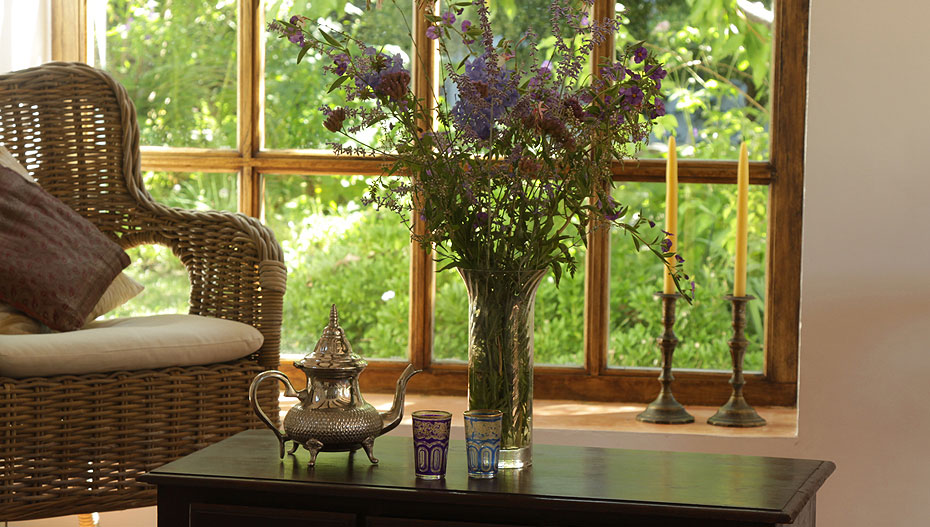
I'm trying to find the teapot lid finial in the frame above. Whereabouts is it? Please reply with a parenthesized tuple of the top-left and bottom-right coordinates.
(295, 304, 367, 372)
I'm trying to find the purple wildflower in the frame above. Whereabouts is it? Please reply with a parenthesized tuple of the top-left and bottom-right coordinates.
(675, 254, 684, 263)
(661, 238, 673, 252)
(598, 195, 622, 221)
(599, 62, 626, 83)
(288, 31, 305, 46)
(426, 25, 440, 39)
(442, 11, 456, 25)
(634, 46, 648, 64)
(474, 210, 489, 228)
(333, 53, 349, 75)
(648, 65, 667, 81)
(451, 54, 518, 140)
(461, 20, 471, 32)
(353, 52, 410, 102)
(648, 219, 656, 228)
(623, 86, 644, 107)
(651, 99, 666, 118)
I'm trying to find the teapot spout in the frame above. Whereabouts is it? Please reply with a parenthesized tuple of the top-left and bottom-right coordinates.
(380, 364, 421, 435)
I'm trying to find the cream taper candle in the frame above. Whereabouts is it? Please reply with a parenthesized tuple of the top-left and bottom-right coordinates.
(733, 142, 749, 297)
(663, 136, 678, 294)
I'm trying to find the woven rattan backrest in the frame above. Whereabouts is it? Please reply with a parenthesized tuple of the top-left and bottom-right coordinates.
(0, 62, 146, 241)
(0, 63, 286, 368)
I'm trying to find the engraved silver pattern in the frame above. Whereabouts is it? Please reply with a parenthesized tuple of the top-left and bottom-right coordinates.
(249, 305, 420, 466)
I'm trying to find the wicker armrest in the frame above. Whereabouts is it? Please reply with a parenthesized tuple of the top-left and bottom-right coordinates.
(123, 203, 287, 369)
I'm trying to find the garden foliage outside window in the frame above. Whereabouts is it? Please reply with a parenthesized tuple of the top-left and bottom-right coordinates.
(67, 0, 805, 405)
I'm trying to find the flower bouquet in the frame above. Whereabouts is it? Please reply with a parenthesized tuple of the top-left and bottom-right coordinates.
(270, 0, 688, 467)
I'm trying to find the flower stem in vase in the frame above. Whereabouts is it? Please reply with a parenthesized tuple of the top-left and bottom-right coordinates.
(460, 268, 545, 469)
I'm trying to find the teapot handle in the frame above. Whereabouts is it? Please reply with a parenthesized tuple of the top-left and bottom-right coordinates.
(249, 370, 299, 458)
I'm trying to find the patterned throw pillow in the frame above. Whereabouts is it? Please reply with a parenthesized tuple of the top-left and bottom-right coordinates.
(0, 145, 144, 333)
(0, 164, 130, 331)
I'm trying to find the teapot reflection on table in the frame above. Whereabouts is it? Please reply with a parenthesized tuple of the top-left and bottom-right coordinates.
(249, 304, 420, 466)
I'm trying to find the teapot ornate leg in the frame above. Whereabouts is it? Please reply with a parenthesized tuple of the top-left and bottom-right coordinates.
(361, 435, 379, 464)
(276, 435, 292, 459)
(304, 438, 325, 467)
(287, 441, 300, 455)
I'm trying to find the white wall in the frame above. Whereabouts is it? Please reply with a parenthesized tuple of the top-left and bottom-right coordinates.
(539, 0, 930, 525)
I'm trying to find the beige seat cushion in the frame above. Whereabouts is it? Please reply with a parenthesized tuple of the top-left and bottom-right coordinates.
(0, 314, 264, 378)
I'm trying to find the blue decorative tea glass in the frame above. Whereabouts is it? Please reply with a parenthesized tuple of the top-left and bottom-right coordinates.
(464, 409, 502, 478)
(412, 410, 452, 479)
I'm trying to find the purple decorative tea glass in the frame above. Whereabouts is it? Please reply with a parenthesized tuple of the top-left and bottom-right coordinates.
(412, 410, 452, 479)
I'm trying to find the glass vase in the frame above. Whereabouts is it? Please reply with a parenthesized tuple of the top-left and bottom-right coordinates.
(457, 268, 546, 469)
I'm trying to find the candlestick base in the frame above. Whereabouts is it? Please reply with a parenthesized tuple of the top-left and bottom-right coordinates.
(636, 292, 694, 425)
(707, 393, 766, 427)
(637, 391, 694, 424)
(708, 294, 766, 428)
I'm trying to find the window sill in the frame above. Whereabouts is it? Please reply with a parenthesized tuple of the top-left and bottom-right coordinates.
(280, 393, 797, 439)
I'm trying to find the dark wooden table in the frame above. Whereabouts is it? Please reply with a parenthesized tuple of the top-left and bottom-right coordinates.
(140, 429, 833, 527)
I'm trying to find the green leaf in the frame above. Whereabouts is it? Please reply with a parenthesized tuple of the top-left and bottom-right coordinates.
(320, 30, 340, 48)
(327, 75, 349, 93)
(551, 260, 562, 285)
(296, 44, 310, 64)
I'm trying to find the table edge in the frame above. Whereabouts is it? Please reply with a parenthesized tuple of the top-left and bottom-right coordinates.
(139, 471, 794, 523)
(782, 459, 837, 518)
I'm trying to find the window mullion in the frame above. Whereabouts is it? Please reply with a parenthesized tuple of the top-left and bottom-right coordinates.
(51, 0, 87, 62)
(409, 0, 439, 370)
(583, 0, 616, 376)
(238, 0, 262, 217)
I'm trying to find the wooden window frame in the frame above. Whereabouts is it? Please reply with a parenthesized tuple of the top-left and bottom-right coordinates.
(54, 0, 809, 406)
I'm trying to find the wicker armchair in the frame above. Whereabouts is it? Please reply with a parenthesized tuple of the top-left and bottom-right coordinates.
(0, 62, 286, 521)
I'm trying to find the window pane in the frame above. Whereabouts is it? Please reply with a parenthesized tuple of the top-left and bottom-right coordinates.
(433, 251, 586, 367)
(608, 182, 766, 371)
(89, 0, 238, 148)
(143, 171, 238, 212)
(536, 257, 585, 366)
(264, 174, 410, 359)
(264, 0, 413, 150)
(617, 1, 774, 160)
(106, 171, 238, 318)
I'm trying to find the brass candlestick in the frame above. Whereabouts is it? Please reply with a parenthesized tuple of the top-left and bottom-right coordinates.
(636, 292, 694, 424)
(708, 295, 766, 427)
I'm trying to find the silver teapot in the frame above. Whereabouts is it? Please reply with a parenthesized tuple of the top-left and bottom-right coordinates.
(249, 304, 420, 466)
